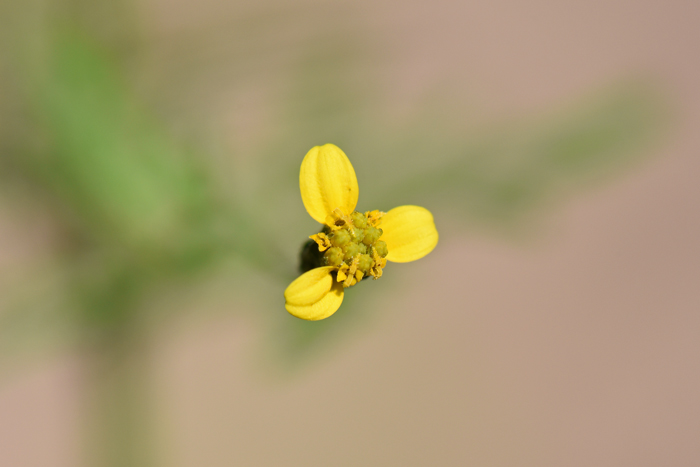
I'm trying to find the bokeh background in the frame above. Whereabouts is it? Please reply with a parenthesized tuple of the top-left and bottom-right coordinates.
(0, 0, 698, 465)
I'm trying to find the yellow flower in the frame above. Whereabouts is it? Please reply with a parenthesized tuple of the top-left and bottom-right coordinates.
(284, 144, 439, 321)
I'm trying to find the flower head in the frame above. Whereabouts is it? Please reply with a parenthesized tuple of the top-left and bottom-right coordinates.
(284, 144, 438, 320)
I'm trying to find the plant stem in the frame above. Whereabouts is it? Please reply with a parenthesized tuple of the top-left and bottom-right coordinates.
(83, 329, 154, 467)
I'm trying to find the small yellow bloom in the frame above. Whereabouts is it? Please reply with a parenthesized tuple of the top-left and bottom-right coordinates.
(284, 144, 439, 321)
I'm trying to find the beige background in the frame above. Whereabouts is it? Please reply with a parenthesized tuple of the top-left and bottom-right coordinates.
(1, 0, 699, 465)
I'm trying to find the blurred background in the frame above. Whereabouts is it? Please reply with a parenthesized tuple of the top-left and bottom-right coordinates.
(0, 0, 698, 465)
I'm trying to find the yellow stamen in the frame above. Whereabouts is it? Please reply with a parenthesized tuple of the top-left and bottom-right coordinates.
(364, 210, 385, 227)
(325, 208, 353, 231)
(344, 257, 360, 288)
(369, 249, 387, 279)
(309, 232, 332, 251)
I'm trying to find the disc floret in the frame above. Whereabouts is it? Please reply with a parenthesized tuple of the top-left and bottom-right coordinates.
(310, 209, 388, 287)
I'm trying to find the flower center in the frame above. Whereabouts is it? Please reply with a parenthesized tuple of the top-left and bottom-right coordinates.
(309, 209, 388, 287)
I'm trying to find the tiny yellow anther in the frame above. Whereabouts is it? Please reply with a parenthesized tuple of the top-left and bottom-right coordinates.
(364, 210, 385, 227)
(369, 248, 387, 279)
(344, 257, 360, 288)
(309, 232, 332, 251)
(325, 208, 353, 231)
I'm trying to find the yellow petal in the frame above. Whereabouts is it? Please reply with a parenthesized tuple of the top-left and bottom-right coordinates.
(381, 205, 438, 263)
(284, 266, 344, 320)
(300, 144, 359, 225)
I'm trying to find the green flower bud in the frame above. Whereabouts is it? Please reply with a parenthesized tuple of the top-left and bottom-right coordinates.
(343, 243, 361, 261)
(373, 240, 388, 258)
(351, 212, 368, 229)
(324, 247, 344, 267)
(350, 227, 365, 243)
(331, 229, 351, 247)
(362, 226, 382, 246)
(357, 253, 372, 273)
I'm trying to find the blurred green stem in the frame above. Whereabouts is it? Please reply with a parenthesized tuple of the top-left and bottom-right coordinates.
(84, 329, 154, 467)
